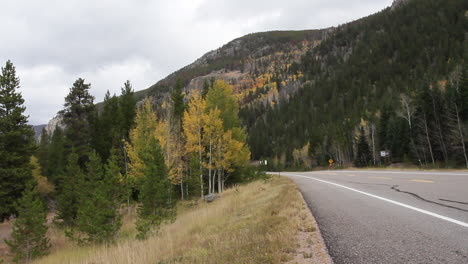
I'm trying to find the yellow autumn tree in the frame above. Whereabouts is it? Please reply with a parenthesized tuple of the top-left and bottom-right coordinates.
(205, 80, 251, 193)
(156, 101, 186, 198)
(292, 142, 311, 169)
(213, 130, 249, 192)
(202, 108, 224, 194)
(30, 156, 54, 198)
(183, 90, 206, 198)
(125, 98, 158, 180)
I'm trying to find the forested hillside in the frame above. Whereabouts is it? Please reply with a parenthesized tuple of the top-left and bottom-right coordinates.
(246, 0, 468, 168)
(42, 0, 466, 171)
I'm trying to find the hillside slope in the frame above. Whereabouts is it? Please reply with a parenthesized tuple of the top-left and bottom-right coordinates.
(141, 30, 331, 104)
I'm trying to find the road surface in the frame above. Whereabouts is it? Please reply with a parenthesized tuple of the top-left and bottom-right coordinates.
(280, 170, 468, 264)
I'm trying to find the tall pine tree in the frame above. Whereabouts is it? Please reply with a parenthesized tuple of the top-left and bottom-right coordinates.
(55, 152, 83, 227)
(120, 80, 136, 140)
(60, 78, 95, 167)
(0, 60, 35, 221)
(171, 79, 186, 120)
(72, 151, 123, 244)
(46, 126, 66, 186)
(136, 137, 175, 239)
(354, 127, 372, 167)
(36, 128, 50, 176)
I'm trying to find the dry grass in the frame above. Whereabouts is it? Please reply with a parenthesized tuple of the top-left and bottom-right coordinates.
(29, 176, 327, 264)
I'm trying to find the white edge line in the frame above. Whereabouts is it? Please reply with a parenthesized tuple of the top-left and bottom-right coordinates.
(285, 173, 468, 229)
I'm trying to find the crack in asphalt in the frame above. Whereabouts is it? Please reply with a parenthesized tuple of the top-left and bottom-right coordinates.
(390, 185, 468, 213)
(330, 180, 468, 213)
(344, 181, 394, 187)
(439, 198, 468, 205)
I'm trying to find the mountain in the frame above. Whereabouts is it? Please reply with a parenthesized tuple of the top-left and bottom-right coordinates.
(46, 29, 331, 137)
(45, 0, 467, 168)
(138, 29, 332, 104)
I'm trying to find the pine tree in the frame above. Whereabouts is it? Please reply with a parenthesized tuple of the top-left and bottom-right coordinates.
(0, 60, 36, 221)
(171, 79, 186, 121)
(354, 127, 372, 167)
(55, 152, 83, 226)
(95, 91, 122, 162)
(60, 78, 95, 167)
(136, 137, 175, 239)
(459, 66, 468, 120)
(202, 79, 210, 99)
(83, 151, 104, 191)
(378, 106, 392, 151)
(36, 128, 50, 176)
(120, 80, 136, 140)
(5, 182, 50, 263)
(74, 150, 123, 244)
(47, 126, 66, 186)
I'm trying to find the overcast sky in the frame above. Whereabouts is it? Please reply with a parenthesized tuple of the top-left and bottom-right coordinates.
(0, 0, 393, 125)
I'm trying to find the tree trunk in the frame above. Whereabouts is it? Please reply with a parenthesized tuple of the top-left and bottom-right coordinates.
(185, 166, 189, 198)
(212, 169, 217, 194)
(122, 141, 131, 212)
(431, 94, 449, 165)
(455, 104, 468, 168)
(208, 140, 212, 195)
(423, 112, 435, 166)
(371, 124, 376, 165)
(198, 127, 204, 199)
(218, 169, 222, 193)
(410, 137, 423, 167)
(180, 180, 184, 200)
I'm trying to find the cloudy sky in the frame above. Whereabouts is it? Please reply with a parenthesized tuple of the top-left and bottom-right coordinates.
(0, 0, 393, 125)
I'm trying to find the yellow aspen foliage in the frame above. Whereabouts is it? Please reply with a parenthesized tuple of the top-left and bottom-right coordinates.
(156, 103, 185, 185)
(201, 108, 223, 171)
(183, 90, 206, 156)
(30, 156, 54, 197)
(215, 130, 249, 173)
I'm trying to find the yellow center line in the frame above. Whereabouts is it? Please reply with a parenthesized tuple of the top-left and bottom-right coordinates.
(347, 174, 356, 177)
(314, 172, 337, 175)
(410, 179, 434, 183)
(369, 176, 392, 179)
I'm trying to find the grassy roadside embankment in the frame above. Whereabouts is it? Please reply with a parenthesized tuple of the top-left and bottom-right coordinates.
(26, 176, 331, 264)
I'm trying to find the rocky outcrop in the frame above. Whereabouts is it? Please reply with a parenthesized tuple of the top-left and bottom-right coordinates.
(32, 124, 46, 141)
(45, 114, 65, 136)
(33, 114, 64, 141)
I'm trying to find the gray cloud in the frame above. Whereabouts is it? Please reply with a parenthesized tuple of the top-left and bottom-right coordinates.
(0, 0, 392, 125)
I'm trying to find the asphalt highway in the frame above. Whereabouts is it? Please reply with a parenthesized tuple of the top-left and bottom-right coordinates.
(281, 170, 468, 264)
